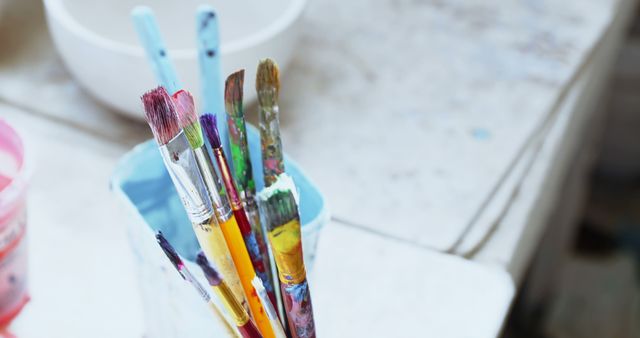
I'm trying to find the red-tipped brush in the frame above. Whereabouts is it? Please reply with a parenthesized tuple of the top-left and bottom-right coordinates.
(142, 86, 180, 145)
(173, 90, 205, 149)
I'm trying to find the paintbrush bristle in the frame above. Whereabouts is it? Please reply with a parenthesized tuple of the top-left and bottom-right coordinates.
(195, 252, 222, 286)
(156, 231, 183, 270)
(142, 87, 180, 145)
(256, 58, 280, 105)
(224, 70, 244, 116)
(258, 189, 299, 232)
(200, 113, 221, 149)
(173, 90, 204, 148)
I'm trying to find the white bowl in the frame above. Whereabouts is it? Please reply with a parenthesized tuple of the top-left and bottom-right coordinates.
(43, 0, 305, 119)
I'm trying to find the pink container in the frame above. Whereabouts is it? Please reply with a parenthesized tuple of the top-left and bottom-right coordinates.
(0, 119, 29, 325)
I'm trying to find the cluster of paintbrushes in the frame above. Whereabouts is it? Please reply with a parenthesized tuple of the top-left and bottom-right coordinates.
(131, 5, 315, 338)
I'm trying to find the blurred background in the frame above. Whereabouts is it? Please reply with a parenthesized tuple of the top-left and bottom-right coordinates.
(0, 0, 638, 337)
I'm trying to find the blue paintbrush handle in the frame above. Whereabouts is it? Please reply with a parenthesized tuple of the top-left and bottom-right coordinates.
(132, 6, 182, 94)
(196, 5, 231, 157)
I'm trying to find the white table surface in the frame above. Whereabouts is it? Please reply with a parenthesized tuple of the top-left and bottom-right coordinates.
(468, 0, 637, 281)
(277, 0, 620, 252)
(311, 224, 514, 338)
(0, 0, 634, 336)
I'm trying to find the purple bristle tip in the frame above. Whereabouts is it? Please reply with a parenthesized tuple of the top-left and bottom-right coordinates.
(195, 252, 222, 286)
(156, 231, 183, 270)
(200, 113, 221, 148)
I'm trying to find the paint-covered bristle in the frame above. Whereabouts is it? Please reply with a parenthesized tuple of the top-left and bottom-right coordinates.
(173, 90, 204, 148)
(256, 58, 280, 106)
(257, 174, 299, 203)
(258, 174, 299, 231)
(196, 252, 223, 286)
(224, 70, 244, 117)
(258, 189, 299, 232)
(200, 113, 221, 148)
(156, 231, 183, 270)
(142, 87, 180, 145)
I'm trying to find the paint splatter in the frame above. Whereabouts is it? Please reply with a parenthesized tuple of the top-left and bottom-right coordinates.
(259, 108, 285, 186)
(282, 281, 315, 338)
(471, 127, 491, 140)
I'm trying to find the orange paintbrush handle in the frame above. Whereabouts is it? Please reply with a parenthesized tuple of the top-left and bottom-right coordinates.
(219, 215, 275, 338)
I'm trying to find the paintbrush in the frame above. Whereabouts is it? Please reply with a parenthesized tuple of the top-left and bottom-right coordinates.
(195, 5, 231, 157)
(141, 87, 247, 324)
(196, 252, 263, 338)
(132, 6, 181, 94)
(256, 60, 287, 321)
(258, 174, 316, 338)
(193, 10, 274, 311)
(173, 89, 248, 311)
(141, 87, 210, 221)
(256, 59, 285, 187)
(200, 113, 276, 338)
(155, 232, 237, 337)
(225, 70, 277, 307)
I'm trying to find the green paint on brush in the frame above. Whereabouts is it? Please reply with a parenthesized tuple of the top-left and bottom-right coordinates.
(184, 121, 204, 149)
(173, 90, 204, 149)
(224, 69, 256, 197)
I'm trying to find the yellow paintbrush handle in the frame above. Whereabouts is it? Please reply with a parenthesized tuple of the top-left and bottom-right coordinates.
(219, 215, 275, 338)
(193, 218, 248, 312)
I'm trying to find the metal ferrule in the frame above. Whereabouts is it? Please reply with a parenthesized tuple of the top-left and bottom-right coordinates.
(160, 132, 213, 224)
(193, 146, 233, 222)
(274, 251, 306, 285)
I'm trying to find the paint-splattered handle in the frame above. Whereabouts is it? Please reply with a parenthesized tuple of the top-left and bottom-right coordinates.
(227, 114, 256, 197)
(259, 106, 285, 187)
(281, 280, 316, 338)
(196, 6, 224, 115)
(234, 209, 277, 308)
(131, 6, 182, 94)
(196, 6, 231, 158)
(245, 201, 277, 308)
